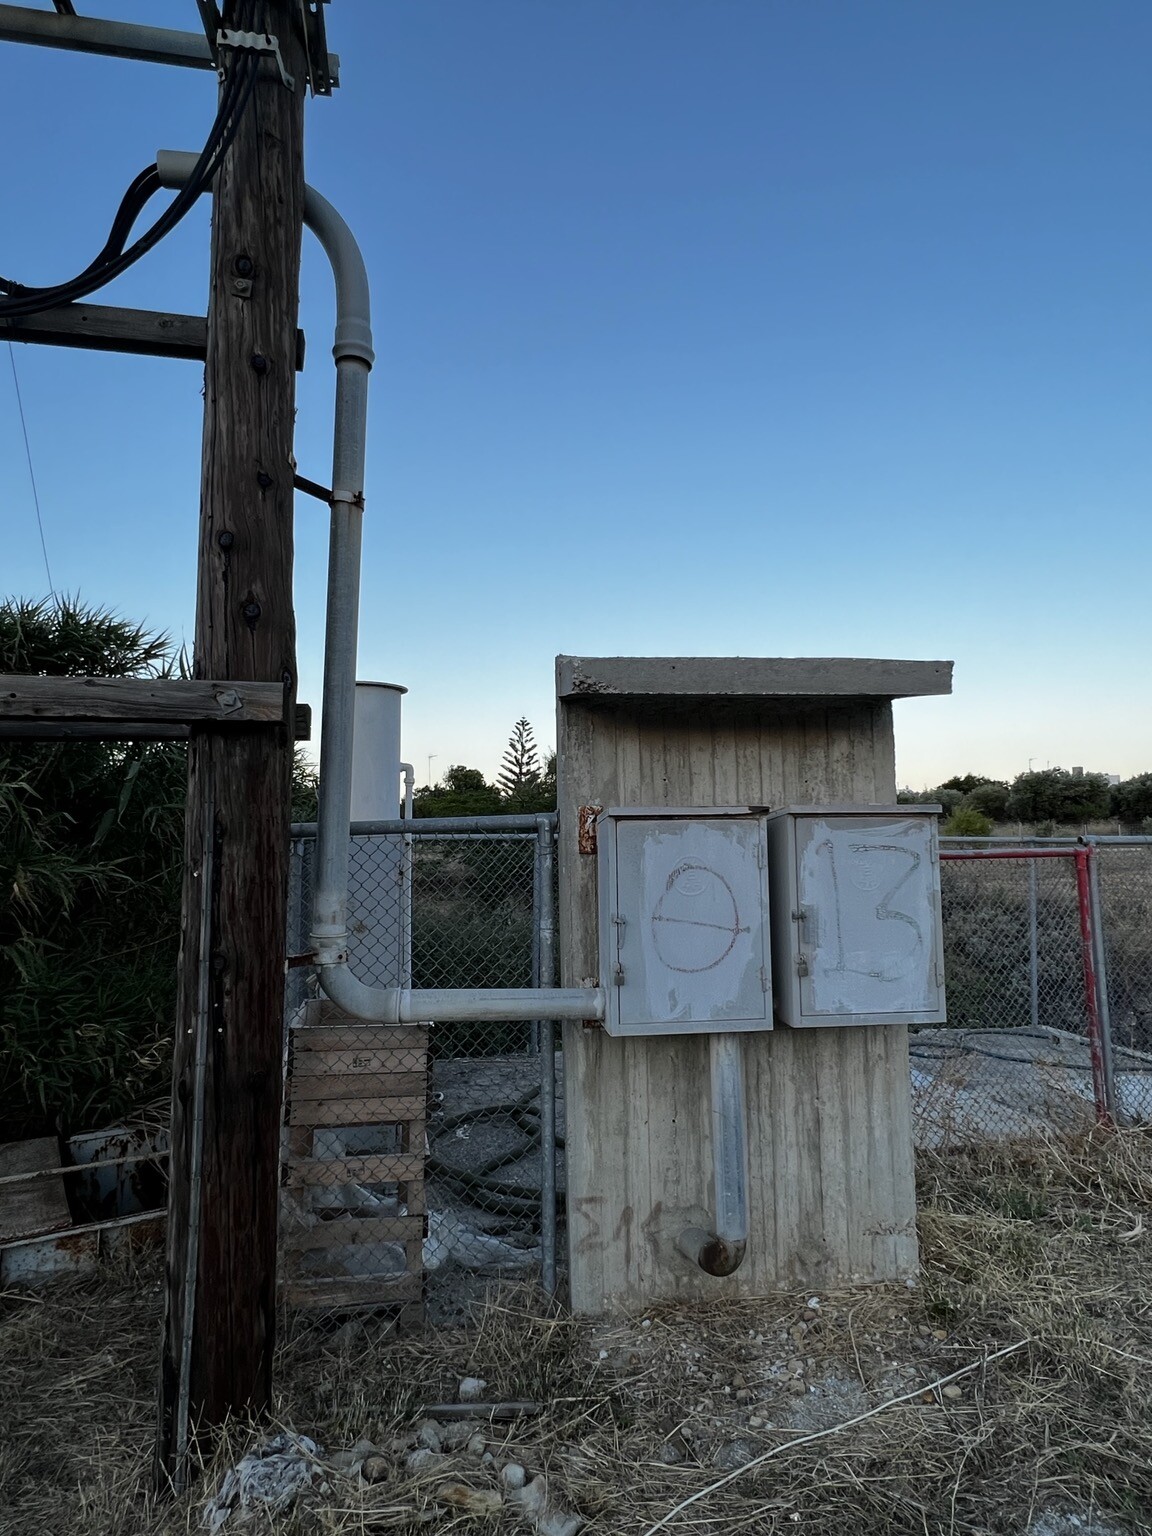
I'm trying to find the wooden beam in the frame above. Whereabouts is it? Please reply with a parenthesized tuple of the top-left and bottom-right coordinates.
(0, 675, 286, 725)
(0, 302, 305, 369)
(0, 701, 310, 742)
(157, 0, 307, 1482)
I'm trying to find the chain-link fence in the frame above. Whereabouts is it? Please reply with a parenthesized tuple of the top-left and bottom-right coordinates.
(913, 841, 1152, 1148)
(283, 817, 560, 1325)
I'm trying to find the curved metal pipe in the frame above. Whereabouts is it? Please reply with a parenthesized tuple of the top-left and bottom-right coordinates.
(677, 1033, 749, 1276)
(157, 151, 604, 1028)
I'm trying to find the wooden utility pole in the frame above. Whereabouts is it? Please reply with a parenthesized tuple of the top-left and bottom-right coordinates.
(158, 0, 307, 1482)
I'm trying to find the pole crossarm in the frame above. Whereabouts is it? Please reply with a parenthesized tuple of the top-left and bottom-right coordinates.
(0, 676, 294, 728)
(0, 3, 338, 90)
(0, 302, 306, 367)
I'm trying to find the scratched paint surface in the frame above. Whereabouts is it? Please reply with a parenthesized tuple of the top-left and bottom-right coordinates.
(797, 817, 938, 1015)
(613, 819, 768, 1028)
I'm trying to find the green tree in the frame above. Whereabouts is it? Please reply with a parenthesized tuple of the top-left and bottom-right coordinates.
(938, 774, 995, 795)
(1111, 773, 1152, 827)
(1007, 767, 1110, 825)
(0, 597, 185, 1139)
(497, 717, 540, 801)
(941, 806, 994, 837)
(413, 764, 503, 819)
(963, 781, 1011, 821)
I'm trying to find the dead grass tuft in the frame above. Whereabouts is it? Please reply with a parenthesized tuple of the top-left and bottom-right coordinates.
(3, 1129, 1152, 1534)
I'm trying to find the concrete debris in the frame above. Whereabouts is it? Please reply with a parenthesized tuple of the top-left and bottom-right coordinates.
(202, 1433, 326, 1531)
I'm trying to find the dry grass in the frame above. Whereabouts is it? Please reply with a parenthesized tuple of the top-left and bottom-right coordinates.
(4, 1130, 1152, 1535)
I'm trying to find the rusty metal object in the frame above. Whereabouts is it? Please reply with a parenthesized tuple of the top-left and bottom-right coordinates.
(578, 805, 602, 855)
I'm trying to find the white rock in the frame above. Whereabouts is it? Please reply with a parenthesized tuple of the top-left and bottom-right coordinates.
(466, 1433, 487, 1457)
(404, 1448, 440, 1474)
(501, 1462, 527, 1490)
(458, 1376, 488, 1402)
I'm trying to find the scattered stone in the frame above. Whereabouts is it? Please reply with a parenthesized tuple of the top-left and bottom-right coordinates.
(440, 1421, 478, 1450)
(788, 1358, 805, 1375)
(458, 1377, 488, 1402)
(787, 1379, 807, 1396)
(806, 1297, 821, 1310)
(361, 1455, 390, 1484)
(510, 1474, 548, 1517)
(731, 1371, 747, 1389)
(405, 1448, 442, 1474)
(917, 1324, 932, 1337)
(714, 1438, 756, 1470)
(802, 1308, 819, 1322)
(328, 1437, 378, 1474)
(466, 1433, 487, 1457)
(932, 1329, 948, 1341)
(501, 1462, 527, 1490)
(415, 1421, 443, 1453)
(942, 1385, 963, 1401)
(735, 1389, 753, 1403)
(659, 1440, 684, 1465)
(437, 1482, 503, 1516)
(748, 1415, 766, 1428)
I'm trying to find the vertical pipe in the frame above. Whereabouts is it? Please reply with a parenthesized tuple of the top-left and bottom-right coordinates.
(1086, 846, 1118, 1121)
(1074, 848, 1110, 1124)
(537, 815, 558, 1297)
(676, 1033, 749, 1275)
(529, 825, 542, 1056)
(1028, 856, 1039, 1032)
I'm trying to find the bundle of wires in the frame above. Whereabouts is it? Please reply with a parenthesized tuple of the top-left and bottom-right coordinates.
(0, 51, 259, 318)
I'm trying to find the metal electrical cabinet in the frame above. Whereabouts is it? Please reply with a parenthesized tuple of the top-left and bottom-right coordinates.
(597, 807, 773, 1037)
(765, 806, 946, 1028)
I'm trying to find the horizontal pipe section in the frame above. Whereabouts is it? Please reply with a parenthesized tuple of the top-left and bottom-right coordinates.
(290, 813, 556, 838)
(317, 964, 605, 1024)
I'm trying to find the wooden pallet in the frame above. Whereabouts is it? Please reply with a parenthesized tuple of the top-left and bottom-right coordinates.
(282, 1000, 428, 1323)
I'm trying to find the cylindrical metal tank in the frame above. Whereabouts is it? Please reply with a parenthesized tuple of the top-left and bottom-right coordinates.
(351, 681, 406, 820)
(348, 681, 409, 987)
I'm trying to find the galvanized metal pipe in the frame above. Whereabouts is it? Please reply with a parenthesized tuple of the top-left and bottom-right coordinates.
(159, 154, 601, 1027)
(290, 813, 554, 838)
(677, 1033, 749, 1276)
(537, 815, 559, 1296)
(1085, 847, 1119, 1120)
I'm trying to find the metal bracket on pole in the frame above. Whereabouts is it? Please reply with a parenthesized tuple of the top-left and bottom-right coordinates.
(217, 29, 294, 89)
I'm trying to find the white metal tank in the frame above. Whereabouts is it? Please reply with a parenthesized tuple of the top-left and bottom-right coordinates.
(348, 681, 409, 987)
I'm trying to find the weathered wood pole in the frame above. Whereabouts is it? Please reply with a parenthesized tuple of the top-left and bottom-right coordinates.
(158, 0, 307, 1481)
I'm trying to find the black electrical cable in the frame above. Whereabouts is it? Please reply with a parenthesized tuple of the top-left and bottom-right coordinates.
(0, 53, 257, 319)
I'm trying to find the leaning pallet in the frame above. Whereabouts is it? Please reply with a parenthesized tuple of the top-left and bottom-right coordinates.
(281, 998, 428, 1324)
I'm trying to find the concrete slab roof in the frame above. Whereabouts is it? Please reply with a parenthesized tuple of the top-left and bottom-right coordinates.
(556, 656, 953, 702)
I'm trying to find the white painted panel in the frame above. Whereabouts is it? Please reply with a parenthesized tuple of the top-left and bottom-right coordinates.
(613, 818, 769, 1031)
(796, 816, 938, 1016)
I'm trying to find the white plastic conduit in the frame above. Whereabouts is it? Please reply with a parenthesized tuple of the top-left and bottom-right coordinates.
(156, 151, 605, 1028)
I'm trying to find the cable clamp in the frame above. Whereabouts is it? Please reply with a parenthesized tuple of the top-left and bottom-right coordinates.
(216, 29, 294, 90)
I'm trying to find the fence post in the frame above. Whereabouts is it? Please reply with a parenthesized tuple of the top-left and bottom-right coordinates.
(1028, 856, 1039, 1033)
(1074, 847, 1112, 1124)
(536, 814, 559, 1297)
(1084, 844, 1118, 1122)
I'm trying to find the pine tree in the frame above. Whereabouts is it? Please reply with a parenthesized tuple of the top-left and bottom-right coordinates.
(497, 717, 541, 802)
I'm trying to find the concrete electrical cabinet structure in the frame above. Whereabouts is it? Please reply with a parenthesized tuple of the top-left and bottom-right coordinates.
(766, 807, 946, 1028)
(597, 808, 773, 1037)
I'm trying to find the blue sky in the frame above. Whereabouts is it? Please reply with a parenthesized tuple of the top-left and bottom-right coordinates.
(2, 1, 1149, 790)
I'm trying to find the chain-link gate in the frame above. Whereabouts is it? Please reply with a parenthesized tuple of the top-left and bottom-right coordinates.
(283, 815, 561, 1324)
(913, 842, 1152, 1148)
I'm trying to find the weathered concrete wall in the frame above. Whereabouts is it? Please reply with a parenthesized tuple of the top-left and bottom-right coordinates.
(557, 669, 928, 1314)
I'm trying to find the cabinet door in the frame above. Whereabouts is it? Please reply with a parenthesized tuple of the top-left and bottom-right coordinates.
(612, 817, 770, 1033)
(794, 816, 940, 1018)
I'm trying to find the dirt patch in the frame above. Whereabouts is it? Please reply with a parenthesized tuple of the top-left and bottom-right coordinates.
(3, 1129, 1152, 1534)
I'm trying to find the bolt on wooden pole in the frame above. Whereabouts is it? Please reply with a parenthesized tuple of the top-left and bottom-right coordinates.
(157, 0, 307, 1485)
